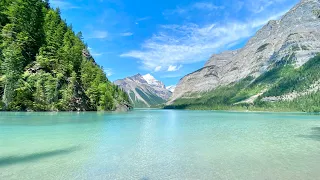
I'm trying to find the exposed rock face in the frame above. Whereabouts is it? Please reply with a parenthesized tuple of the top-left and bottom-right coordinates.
(115, 102, 133, 112)
(169, 0, 320, 103)
(115, 74, 172, 107)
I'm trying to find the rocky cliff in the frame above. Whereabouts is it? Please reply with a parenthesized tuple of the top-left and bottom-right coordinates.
(115, 74, 172, 108)
(169, 0, 320, 104)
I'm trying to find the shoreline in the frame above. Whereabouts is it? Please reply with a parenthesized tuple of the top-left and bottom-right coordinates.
(1, 106, 319, 115)
(163, 106, 320, 114)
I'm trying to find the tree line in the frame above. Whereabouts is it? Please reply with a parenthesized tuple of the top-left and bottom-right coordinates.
(0, 0, 130, 111)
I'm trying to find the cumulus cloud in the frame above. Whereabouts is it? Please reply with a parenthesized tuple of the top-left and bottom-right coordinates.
(168, 65, 182, 72)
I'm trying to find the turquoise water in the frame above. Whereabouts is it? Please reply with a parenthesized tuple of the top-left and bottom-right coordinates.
(0, 110, 319, 180)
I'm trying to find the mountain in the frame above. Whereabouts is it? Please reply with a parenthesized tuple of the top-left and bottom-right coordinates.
(142, 74, 166, 89)
(115, 74, 172, 108)
(167, 0, 320, 112)
(166, 85, 176, 92)
(0, 0, 131, 111)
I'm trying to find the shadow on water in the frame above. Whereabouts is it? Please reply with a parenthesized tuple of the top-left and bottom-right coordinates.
(297, 127, 320, 142)
(0, 146, 80, 167)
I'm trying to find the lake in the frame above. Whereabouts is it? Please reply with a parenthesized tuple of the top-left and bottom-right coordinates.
(0, 110, 319, 180)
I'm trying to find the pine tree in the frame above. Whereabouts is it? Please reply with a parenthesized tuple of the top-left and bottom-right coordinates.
(0, 0, 131, 111)
(1, 24, 24, 108)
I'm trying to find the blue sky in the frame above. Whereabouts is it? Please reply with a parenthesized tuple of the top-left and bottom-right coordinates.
(50, 0, 299, 86)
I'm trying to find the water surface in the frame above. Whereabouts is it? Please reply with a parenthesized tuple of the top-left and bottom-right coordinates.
(0, 110, 319, 179)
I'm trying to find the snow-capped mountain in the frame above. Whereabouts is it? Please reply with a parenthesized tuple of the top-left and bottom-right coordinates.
(114, 74, 172, 108)
(142, 74, 166, 89)
(166, 85, 176, 93)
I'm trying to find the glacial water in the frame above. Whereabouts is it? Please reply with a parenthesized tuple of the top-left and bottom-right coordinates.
(0, 110, 319, 180)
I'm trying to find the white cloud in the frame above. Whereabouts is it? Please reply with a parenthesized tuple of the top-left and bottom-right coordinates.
(104, 68, 113, 77)
(246, 0, 289, 14)
(89, 30, 108, 39)
(168, 65, 182, 72)
(249, 1, 274, 13)
(135, 17, 151, 25)
(50, 0, 79, 9)
(154, 66, 162, 72)
(121, 8, 289, 71)
(88, 47, 111, 57)
(163, 7, 187, 16)
(91, 53, 103, 56)
(120, 32, 134, 36)
(136, 17, 151, 22)
(192, 2, 224, 10)
(163, 1, 224, 15)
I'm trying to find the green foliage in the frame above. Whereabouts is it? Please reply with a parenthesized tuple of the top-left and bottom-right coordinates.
(263, 55, 320, 97)
(128, 91, 147, 108)
(313, 9, 320, 18)
(255, 91, 320, 113)
(166, 76, 254, 110)
(0, 0, 131, 111)
(135, 88, 166, 107)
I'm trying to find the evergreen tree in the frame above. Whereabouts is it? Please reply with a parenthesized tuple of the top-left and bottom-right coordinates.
(0, 0, 131, 111)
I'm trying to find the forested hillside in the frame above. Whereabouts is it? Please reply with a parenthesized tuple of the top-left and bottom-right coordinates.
(0, 0, 131, 111)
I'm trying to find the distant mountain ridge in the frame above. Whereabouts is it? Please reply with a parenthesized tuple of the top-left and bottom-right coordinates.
(115, 74, 172, 108)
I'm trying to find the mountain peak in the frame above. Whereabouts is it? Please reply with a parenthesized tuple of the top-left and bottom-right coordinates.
(142, 74, 166, 89)
(114, 73, 172, 108)
(133, 73, 143, 77)
(129, 74, 147, 84)
(142, 74, 156, 83)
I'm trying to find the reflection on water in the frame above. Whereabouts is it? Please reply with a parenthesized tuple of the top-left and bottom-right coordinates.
(0, 110, 319, 180)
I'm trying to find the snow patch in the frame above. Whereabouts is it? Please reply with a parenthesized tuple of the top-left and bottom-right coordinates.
(166, 85, 176, 92)
(142, 74, 165, 89)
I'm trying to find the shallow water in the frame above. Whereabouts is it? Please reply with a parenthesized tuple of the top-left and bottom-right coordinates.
(0, 110, 319, 180)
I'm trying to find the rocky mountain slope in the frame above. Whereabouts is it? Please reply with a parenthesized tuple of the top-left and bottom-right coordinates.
(115, 74, 172, 108)
(166, 0, 320, 112)
(169, 0, 320, 105)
